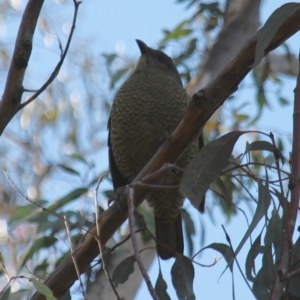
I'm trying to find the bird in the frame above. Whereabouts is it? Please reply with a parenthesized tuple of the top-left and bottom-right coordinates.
(108, 39, 204, 259)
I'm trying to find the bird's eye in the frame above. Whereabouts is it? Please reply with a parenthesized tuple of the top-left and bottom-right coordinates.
(157, 57, 165, 64)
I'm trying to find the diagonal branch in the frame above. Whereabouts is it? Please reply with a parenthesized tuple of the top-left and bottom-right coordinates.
(30, 8, 300, 300)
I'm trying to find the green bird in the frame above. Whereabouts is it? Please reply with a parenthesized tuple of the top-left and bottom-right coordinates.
(108, 40, 204, 259)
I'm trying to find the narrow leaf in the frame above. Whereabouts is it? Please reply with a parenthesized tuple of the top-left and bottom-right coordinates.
(110, 68, 129, 88)
(206, 243, 234, 272)
(21, 236, 58, 268)
(70, 153, 87, 164)
(102, 53, 117, 66)
(9, 200, 47, 223)
(248, 141, 284, 164)
(182, 209, 195, 257)
(47, 188, 87, 211)
(112, 255, 136, 287)
(57, 164, 80, 176)
(0, 287, 11, 300)
(31, 279, 57, 300)
(245, 234, 262, 282)
(253, 3, 300, 67)
(171, 254, 195, 300)
(234, 180, 271, 258)
(155, 270, 171, 300)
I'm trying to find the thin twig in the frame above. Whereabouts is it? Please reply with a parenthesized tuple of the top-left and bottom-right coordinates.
(224, 162, 290, 177)
(3, 169, 95, 237)
(126, 185, 159, 300)
(18, 0, 82, 110)
(64, 215, 86, 299)
(210, 185, 251, 229)
(94, 177, 120, 300)
(192, 257, 221, 268)
(104, 228, 145, 257)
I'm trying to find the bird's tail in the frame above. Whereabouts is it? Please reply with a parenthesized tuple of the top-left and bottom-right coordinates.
(155, 213, 183, 260)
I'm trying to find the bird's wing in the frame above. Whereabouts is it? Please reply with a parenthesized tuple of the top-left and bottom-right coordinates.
(107, 117, 129, 190)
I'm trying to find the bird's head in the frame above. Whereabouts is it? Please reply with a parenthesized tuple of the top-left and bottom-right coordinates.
(135, 39, 182, 87)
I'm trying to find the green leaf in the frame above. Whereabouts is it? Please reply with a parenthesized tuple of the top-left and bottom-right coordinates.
(248, 140, 285, 165)
(161, 20, 193, 43)
(278, 96, 289, 106)
(174, 39, 198, 65)
(110, 68, 129, 88)
(30, 279, 57, 300)
(34, 259, 49, 278)
(57, 164, 80, 176)
(102, 53, 117, 66)
(199, 2, 222, 16)
(46, 187, 88, 211)
(9, 200, 48, 223)
(253, 3, 300, 67)
(185, 38, 197, 58)
(234, 113, 249, 122)
(245, 234, 262, 282)
(265, 209, 283, 262)
(171, 254, 195, 300)
(255, 242, 275, 298)
(180, 131, 247, 209)
(257, 88, 268, 110)
(0, 251, 5, 271)
(252, 230, 275, 299)
(182, 209, 195, 257)
(112, 255, 136, 287)
(69, 153, 88, 164)
(155, 270, 171, 300)
(234, 180, 271, 259)
(0, 287, 11, 300)
(252, 267, 271, 299)
(21, 236, 58, 268)
(206, 243, 234, 272)
(103, 189, 114, 199)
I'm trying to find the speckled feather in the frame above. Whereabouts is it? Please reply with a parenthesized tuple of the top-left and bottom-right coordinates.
(108, 40, 198, 259)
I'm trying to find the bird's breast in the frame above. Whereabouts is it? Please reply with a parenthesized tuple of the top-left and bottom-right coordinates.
(110, 73, 188, 181)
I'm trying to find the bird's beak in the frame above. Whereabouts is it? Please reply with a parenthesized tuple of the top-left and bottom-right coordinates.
(136, 39, 148, 55)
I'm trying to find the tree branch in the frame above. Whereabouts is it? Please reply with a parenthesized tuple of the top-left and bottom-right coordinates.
(30, 7, 300, 300)
(0, 0, 44, 134)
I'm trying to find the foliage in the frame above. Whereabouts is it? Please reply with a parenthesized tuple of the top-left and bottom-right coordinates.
(0, 1, 299, 299)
